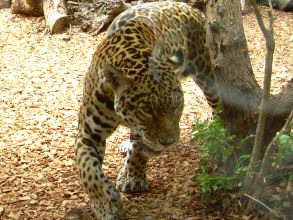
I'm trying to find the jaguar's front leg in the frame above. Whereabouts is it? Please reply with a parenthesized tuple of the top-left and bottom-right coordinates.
(75, 106, 122, 220)
(116, 130, 149, 193)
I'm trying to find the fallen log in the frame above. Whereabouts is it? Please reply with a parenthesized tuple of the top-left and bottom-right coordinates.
(11, 0, 69, 34)
(11, 0, 43, 16)
(43, 0, 69, 34)
(0, 0, 11, 9)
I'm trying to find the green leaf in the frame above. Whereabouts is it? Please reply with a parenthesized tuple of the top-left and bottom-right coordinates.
(278, 134, 290, 145)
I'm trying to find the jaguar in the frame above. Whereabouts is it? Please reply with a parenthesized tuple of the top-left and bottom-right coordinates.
(75, 1, 219, 219)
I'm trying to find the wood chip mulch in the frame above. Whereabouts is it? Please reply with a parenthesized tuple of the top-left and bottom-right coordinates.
(0, 6, 292, 220)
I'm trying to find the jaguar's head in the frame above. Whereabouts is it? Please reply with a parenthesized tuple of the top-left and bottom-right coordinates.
(104, 60, 184, 157)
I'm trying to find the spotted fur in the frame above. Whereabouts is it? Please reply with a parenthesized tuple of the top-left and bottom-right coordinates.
(75, 2, 219, 219)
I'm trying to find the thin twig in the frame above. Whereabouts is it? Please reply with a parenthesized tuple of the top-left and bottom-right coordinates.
(243, 193, 280, 218)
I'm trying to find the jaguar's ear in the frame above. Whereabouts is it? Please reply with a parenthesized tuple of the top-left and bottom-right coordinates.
(104, 64, 132, 93)
(168, 55, 180, 65)
(167, 55, 181, 75)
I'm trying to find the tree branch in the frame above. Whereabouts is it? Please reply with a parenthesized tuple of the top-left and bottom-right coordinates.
(247, 110, 293, 209)
(243, 0, 275, 196)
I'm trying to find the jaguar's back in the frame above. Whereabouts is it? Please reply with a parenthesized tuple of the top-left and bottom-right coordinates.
(108, 1, 218, 107)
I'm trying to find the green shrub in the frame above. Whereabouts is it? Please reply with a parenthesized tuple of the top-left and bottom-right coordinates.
(192, 116, 236, 165)
(192, 117, 250, 199)
(276, 133, 293, 166)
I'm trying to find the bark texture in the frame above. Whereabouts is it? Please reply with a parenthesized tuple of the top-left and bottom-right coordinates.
(206, 0, 261, 136)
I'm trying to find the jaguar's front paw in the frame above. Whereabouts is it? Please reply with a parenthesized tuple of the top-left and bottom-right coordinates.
(93, 187, 123, 220)
(94, 200, 123, 220)
(116, 175, 149, 193)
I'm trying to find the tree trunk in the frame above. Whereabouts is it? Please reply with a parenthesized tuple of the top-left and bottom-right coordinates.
(206, 0, 261, 153)
(205, 0, 293, 175)
(11, 0, 69, 34)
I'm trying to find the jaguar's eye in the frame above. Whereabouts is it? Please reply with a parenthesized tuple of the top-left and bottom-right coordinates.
(141, 105, 153, 116)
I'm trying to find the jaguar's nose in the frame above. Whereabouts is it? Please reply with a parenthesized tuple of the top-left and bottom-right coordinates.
(158, 137, 176, 147)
